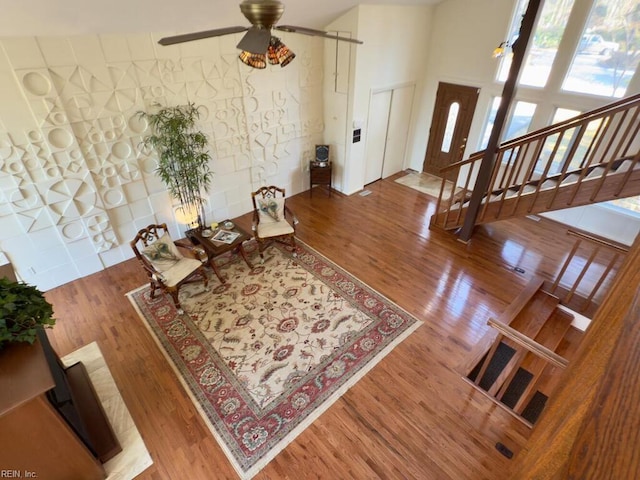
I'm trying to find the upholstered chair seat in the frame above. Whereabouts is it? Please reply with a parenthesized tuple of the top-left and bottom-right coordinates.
(130, 223, 208, 312)
(251, 186, 298, 261)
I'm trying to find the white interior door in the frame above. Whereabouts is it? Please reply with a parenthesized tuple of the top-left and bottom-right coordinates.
(364, 90, 392, 185)
(364, 85, 415, 185)
(382, 85, 414, 178)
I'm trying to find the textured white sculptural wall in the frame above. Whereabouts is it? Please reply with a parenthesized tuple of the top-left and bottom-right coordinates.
(0, 34, 324, 290)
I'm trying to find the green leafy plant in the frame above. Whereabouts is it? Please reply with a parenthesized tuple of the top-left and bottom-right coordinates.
(0, 278, 55, 346)
(139, 103, 212, 224)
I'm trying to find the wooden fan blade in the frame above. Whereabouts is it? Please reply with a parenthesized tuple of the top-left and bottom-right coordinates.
(236, 27, 272, 54)
(159, 26, 248, 46)
(275, 25, 363, 44)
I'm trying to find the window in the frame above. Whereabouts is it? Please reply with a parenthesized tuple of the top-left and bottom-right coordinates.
(479, 97, 501, 150)
(504, 101, 537, 140)
(485, 0, 640, 219)
(498, 0, 576, 87)
(609, 196, 640, 214)
(553, 107, 581, 122)
(479, 98, 537, 150)
(497, 0, 528, 82)
(534, 108, 608, 176)
(563, 0, 640, 97)
(537, 108, 581, 175)
(441, 102, 460, 153)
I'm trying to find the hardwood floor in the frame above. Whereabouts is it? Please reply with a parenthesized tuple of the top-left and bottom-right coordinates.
(43, 172, 605, 479)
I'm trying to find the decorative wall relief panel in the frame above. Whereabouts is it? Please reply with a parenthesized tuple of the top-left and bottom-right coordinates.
(0, 33, 324, 290)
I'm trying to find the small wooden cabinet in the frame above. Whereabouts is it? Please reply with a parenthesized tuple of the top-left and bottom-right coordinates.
(309, 161, 332, 197)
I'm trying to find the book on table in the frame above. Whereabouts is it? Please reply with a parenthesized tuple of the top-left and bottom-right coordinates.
(212, 229, 240, 244)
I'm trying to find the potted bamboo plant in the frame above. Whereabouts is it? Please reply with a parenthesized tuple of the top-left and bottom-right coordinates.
(0, 278, 55, 348)
(139, 103, 213, 227)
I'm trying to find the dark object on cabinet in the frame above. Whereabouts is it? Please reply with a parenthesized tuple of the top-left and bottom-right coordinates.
(315, 144, 329, 164)
(309, 161, 332, 197)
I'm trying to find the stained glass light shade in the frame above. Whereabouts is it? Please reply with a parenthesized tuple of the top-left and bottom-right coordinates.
(239, 50, 267, 69)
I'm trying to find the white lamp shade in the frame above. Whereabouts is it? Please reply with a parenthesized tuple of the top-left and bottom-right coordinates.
(174, 204, 200, 227)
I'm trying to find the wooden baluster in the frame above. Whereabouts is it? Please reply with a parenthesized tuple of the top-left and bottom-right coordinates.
(581, 252, 620, 313)
(550, 238, 581, 294)
(564, 246, 600, 304)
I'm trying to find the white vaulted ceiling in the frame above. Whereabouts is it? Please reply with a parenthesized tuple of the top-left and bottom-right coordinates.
(0, 0, 443, 37)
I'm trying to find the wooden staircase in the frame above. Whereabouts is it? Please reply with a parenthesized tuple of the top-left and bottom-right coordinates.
(465, 278, 576, 426)
(431, 93, 640, 231)
(463, 230, 630, 427)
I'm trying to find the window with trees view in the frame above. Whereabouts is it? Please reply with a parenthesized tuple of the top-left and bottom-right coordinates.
(498, 0, 576, 87)
(563, 0, 640, 97)
(490, 0, 640, 219)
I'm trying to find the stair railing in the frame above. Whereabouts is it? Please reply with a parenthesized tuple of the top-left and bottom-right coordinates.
(465, 277, 571, 426)
(470, 318, 569, 427)
(431, 93, 640, 230)
(547, 229, 630, 316)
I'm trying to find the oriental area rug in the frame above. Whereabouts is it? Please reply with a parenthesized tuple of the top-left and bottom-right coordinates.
(127, 240, 422, 479)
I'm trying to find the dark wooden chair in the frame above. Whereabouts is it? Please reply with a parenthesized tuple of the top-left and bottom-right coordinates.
(130, 223, 208, 312)
(251, 186, 299, 261)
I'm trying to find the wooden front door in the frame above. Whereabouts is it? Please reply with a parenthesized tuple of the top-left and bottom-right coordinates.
(423, 82, 479, 178)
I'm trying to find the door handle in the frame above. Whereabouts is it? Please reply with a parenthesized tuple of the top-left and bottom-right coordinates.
(458, 138, 467, 160)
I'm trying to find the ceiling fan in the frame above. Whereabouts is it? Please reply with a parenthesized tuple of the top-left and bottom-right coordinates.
(158, 0, 363, 68)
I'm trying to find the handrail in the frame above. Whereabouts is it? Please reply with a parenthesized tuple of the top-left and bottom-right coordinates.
(567, 229, 630, 254)
(441, 93, 640, 175)
(430, 93, 640, 232)
(496, 92, 640, 150)
(441, 150, 484, 173)
(487, 318, 569, 369)
(548, 227, 630, 313)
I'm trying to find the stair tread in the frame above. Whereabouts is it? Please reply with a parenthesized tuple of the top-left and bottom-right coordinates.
(509, 290, 560, 338)
(502, 307, 573, 383)
(586, 166, 606, 179)
(616, 158, 640, 173)
(554, 325, 584, 360)
(497, 277, 545, 326)
(531, 307, 574, 351)
(517, 309, 573, 380)
(560, 173, 581, 185)
(540, 179, 558, 189)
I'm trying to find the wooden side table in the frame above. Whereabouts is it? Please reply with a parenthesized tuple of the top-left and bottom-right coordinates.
(186, 221, 254, 283)
(309, 161, 332, 197)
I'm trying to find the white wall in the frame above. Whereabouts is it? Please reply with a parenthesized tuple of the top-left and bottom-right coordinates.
(0, 33, 324, 290)
(406, 0, 513, 172)
(323, 7, 360, 193)
(326, 5, 433, 195)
